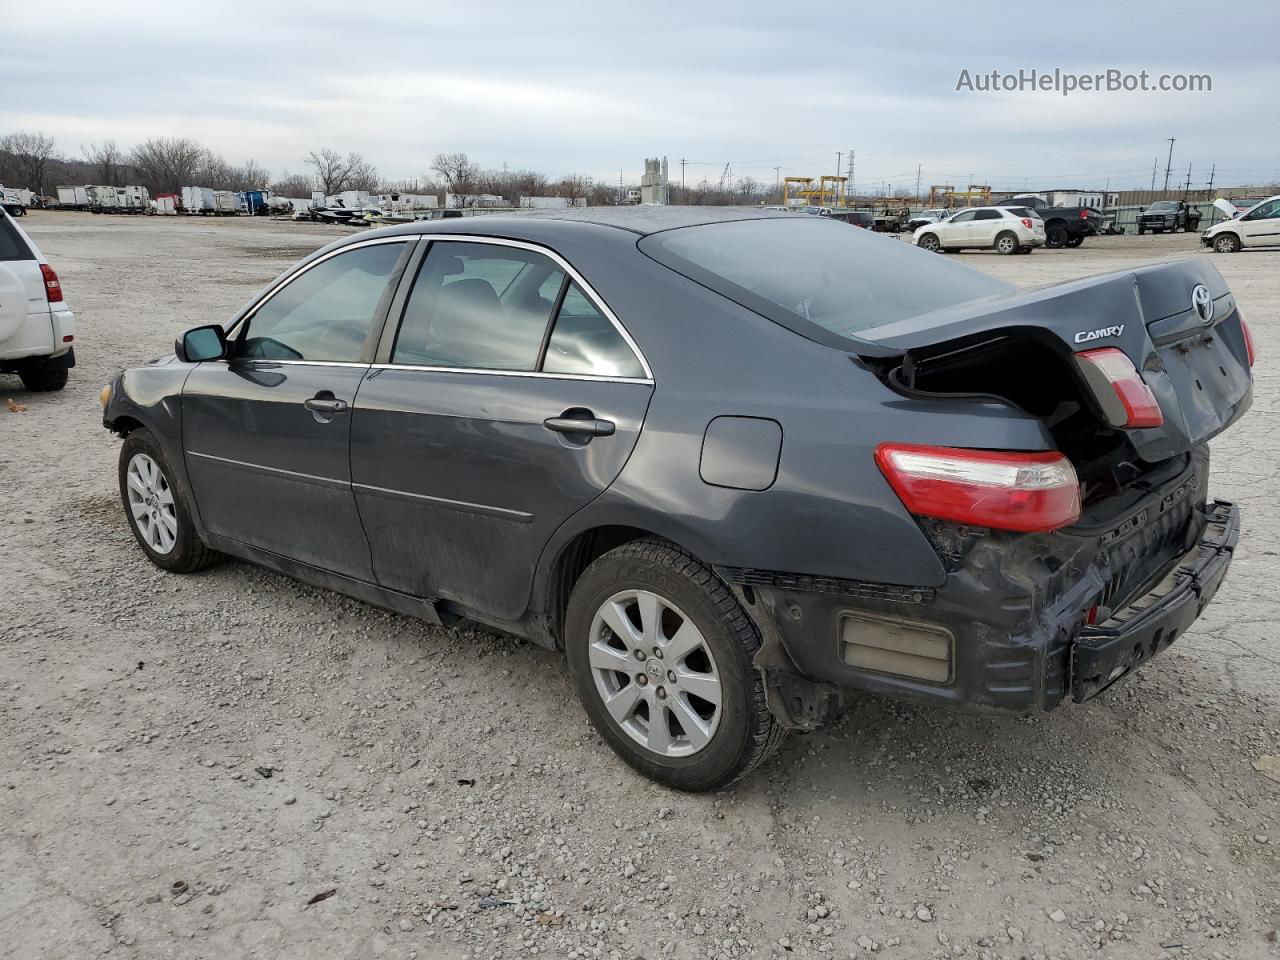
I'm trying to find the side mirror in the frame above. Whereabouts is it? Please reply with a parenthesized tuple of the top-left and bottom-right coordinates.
(176, 324, 228, 363)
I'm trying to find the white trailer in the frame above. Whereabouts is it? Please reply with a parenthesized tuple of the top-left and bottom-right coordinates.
(118, 185, 150, 213)
(213, 191, 238, 215)
(151, 195, 177, 215)
(56, 186, 90, 210)
(519, 196, 571, 209)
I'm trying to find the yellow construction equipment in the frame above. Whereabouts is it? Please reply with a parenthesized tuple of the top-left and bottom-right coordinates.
(784, 175, 849, 208)
(927, 184, 992, 207)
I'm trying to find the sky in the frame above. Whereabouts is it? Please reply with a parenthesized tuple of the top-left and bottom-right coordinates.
(3, 0, 1278, 192)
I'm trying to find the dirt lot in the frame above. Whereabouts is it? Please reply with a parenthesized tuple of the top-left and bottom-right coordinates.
(2, 212, 1277, 960)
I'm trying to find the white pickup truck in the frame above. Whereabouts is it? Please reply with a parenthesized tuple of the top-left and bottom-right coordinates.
(0, 208, 76, 390)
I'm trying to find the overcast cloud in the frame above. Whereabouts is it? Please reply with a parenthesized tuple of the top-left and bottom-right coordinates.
(3, 0, 1278, 191)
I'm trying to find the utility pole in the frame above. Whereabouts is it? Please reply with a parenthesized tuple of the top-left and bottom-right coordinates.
(1183, 163, 1192, 199)
(835, 151, 843, 205)
(849, 150, 855, 201)
(773, 166, 781, 202)
(1151, 159, 1158, 192)
(1163, 138, 1175, 192)
(679, 158, 686, 204)
(1206, 163, 1215, 195)
(915, 164, 922, 202)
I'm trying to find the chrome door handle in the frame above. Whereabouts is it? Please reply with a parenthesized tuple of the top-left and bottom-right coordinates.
(543, 416, 615, 437)
(304, 397, 348, 415)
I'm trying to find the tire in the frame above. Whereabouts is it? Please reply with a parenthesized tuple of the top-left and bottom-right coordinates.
(917, 233, 941, 253)
(1137, 227, 1145, 235)
(564, 538, 784, 791)
(118, 429, 220, 573)
(994, 231, 1020, 255)
(1064, 235, 1084, 248)
(1213, 233, 1241, 254)
(1045, 224, 1068, 248)
(18, 365, 67, 391)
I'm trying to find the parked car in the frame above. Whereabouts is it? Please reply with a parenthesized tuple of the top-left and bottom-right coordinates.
(1137, 200, 1201, 235)
(826, 209, 874, 228)
(102, 208, 1252, 790)
(0, 207, 76, 390)
(994, 195, 1103, 248)
(1202, 195, 1280, 253)
(904, 208, 951, 232)
(913, 206, 1044, 254)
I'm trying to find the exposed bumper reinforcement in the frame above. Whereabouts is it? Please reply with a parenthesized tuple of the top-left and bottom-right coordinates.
(1071, 500, 1238, 702)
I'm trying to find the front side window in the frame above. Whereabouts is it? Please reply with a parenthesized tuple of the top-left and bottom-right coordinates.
(239, 243, 406, 362)
(1243, 199, 1280, 221)
(393, 242, 565, 370)
(543, 284, 645, 378)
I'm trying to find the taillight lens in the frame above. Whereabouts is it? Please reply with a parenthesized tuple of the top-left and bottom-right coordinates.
(1080, 209, 1089, 219)
(1241, 318, 1255, 367)
(1021, 218, 1034, 229)
(1076, 347, 1163, 428)
(40, 263, 63, 303)
(875, 443, 1082, 533)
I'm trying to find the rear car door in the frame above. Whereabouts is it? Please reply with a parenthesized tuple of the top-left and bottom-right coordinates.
(182, 238, 414, 580)
(350, 238, 654, 619)
(971, 209, 1004, 245)
(1237, 198, 1280, 247)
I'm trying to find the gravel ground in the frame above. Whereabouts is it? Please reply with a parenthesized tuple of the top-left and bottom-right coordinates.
(2, 213, 1277, 960)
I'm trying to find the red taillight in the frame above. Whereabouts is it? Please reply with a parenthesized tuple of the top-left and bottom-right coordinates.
(1076, 348, 1163, 428)
(40, 263, 63, 303)
(1080, 209, 1089, 219)
(1021, 218, 1034, 229)
(1241, 318, 1255, 367)
(875, 443, 1082, 533)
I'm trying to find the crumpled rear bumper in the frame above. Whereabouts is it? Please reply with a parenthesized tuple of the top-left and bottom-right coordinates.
(1071, 500, 1238, 702)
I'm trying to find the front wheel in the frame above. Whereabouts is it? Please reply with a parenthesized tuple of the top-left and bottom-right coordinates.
(1213, 233, 1241, 254)
(917, 233, 941, 253)
(118, 429, 220, 573)
(565, 539, 784, 791)
(1064, 235, 1084, 248)
(18, 364, 67, 391)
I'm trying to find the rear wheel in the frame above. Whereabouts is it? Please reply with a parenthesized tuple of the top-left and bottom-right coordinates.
(18, 364, 67, 391)
(565, 539, 784, 791)
(1213, 233, 1241, 254)
(994, 231, 1020, 255)
(1045, 224, 1068, 248)
(917, 233, 941, 253)
(118, 429, 220, 573)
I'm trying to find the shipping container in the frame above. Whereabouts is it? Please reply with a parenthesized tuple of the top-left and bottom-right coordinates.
(213, 191, 237, 215)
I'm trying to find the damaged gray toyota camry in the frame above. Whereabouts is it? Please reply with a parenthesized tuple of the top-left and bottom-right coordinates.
(101, 208, 1254, 791)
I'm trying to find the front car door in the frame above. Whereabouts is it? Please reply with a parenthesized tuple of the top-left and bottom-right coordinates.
(350, 237, 654, 621)
(182, 238, 414, 580)
(1237, 198, 1280, 247)
(941, 209, 977, 247)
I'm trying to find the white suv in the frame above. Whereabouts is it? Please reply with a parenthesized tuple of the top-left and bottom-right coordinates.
(913, 206, 1045, 255)
(0, 208, 76, 390)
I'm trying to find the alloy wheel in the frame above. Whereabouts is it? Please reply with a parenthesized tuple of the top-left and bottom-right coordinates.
(587, 589, 723, 758)
(126, 452, 178, 555)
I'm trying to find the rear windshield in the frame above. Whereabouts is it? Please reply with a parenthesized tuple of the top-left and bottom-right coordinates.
(0, 214, 35, 261)
(638, 217, 1011, 343)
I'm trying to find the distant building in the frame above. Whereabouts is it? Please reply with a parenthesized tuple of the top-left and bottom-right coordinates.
(640, 157, 669, 205)
(998, 189, 1111, 209)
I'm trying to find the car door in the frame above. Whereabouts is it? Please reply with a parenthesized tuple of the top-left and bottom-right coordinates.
(941, 209, 976, 247)
(350, 238, 654, 620)
(182, 237, 414, 580)
(969, 209, 1003, 246)
(1236, 198, 1280, 247)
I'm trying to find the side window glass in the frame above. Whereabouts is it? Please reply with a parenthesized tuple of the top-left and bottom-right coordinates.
(1245, 200, 1280, 221)
(542, 284, 645, 379)
(950, 211, 976, 223)
(239, 243, 405, 362)
(974, 210, 1000, 220)
(392, 242, 565, 370)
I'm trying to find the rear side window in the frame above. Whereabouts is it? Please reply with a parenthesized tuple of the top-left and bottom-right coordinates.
(239, 242, 406, 362)
(640, 217, 1010, 341)
(543, 283, 645, 379)
(0, 215, 35, 261)
(973, 210, 1002, 220)
(393, 241, 566, 370)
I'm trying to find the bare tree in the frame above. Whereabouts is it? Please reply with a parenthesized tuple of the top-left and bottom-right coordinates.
(129, 137, 205, 193)
(429, 152, 476, 194)
(0, 131, 60, 195)
(81, 139, 124, 186)
(552, 174, 592, 204)
(270, 172, 316, 198)
(306, 149, 376, 195)
(230, 158, 269, 190)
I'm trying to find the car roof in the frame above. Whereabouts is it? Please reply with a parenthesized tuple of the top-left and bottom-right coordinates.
(352, 205, 794, 246)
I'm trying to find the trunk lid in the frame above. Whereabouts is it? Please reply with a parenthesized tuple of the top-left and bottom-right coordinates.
(857, 259, 1252, 464)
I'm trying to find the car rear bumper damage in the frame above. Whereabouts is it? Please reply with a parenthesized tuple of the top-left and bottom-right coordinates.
(725, 457, 1239, 730)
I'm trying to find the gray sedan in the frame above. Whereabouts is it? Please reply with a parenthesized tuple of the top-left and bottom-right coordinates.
(102, 208, 1253, 790)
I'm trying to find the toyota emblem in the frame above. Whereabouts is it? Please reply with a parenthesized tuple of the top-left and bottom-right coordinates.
(1191, 284, 1214, 324)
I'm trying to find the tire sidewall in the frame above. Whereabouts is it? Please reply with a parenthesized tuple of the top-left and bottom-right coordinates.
(118, 429, 200, 571)
(565, 550, 758, 791)
(995, 232, 1018, 255)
